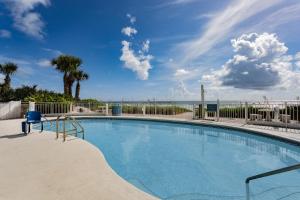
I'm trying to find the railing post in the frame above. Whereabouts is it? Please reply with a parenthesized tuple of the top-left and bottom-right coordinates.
(69, 102, 73, 113)
(154, 99, 157, 115)
(63, 118, 66, 142)
(217, 99, 220, 122)
(143, 104, 146, 116)
(56, 116, 59, 139)
(105, 103, 109, 116)
(246, 182, 250, 200)
(285, 101, 288, 132)
(245, 102, 248, 124)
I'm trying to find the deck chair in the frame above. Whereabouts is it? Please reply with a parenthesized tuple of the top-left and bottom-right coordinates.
(26, 111, 44, 133)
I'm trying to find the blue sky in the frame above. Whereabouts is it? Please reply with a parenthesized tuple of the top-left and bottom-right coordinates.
(1, 0, 300, 101)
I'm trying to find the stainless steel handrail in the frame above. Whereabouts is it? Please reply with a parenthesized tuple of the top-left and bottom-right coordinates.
(245, 163, 300, 200)
(56, 115, 85, 142)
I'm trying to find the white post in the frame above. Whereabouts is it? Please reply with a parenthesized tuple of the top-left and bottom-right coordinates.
(69, 103, 73, 113)
(29, 101, 35, 111)
(105, 103, 109, 116)
(245, 102, 248, 124)
(154, 98, 157, 115)
(217, 99, 220, 122)
(143, 105, 146, 115)
(201, 85, 205, 119)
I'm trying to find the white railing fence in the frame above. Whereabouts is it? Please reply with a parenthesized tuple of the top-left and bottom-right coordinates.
(3, 100, 300, 132)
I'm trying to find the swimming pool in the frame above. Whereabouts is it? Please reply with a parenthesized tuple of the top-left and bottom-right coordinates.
(48, 118, 300, 200)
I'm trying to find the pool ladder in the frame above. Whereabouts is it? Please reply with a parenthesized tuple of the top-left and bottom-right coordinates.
(245, 163, 300, 200)
(56, 115, 85, 142)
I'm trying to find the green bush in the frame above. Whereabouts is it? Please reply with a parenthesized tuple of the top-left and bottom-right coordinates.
(122, 105, 191, 115)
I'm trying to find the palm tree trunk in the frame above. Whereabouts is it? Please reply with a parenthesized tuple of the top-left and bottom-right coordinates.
(4, 74, 11, 89)
(68, 80, 74, 97)
(63, 73, 68, 95)
(75, 81, 80, 100)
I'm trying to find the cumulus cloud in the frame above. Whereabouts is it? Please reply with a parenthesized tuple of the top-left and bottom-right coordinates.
(295, 52, 300, 68)
(120, 15, 153, 80)
(126, 13, 136, 24)
(0, 29, 11, 38)
(203, 33, 300, 90)
(121, 26, 137, 37)
(2, 0, 50, 39)
(120, 40, 153, 80)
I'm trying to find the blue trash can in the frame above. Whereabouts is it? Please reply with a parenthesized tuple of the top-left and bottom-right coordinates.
(112, 104, 122, 116)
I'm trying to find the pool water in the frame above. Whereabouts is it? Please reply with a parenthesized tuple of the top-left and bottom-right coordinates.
(47, 119, 300, 200)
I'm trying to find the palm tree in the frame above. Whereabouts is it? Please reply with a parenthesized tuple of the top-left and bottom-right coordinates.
(67, 58, 82, 97)
(73, 70, 89, 100)
(51, 55, 82, 97)
(0, 62, 18, 90)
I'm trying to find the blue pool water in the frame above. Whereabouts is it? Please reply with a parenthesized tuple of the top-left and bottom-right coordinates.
(47, 119, 300, 200)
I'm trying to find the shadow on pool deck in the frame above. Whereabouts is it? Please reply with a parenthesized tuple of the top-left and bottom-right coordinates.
(0, 133, 26, 139)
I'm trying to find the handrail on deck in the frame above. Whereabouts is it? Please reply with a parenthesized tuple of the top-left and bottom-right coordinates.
(245, 163, 300, 200)
(56, 115, 85, 142)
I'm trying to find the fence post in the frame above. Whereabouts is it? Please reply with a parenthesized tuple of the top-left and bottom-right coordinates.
(143, 105, 146, 116)
(285, 101, 288, 132)
(29, 101, 35, 111)
(245, 102, 248, 124)
(217, 99, 220, 122)
(69, 102, 73, 114)
(154, 99, 157, 115)
(105, 103, 109, 116)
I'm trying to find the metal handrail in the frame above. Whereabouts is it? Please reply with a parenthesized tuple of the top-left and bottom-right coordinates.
(42, 115, 53, 128)
(56, 115, 85, 142)
(245, 163, 300, 200)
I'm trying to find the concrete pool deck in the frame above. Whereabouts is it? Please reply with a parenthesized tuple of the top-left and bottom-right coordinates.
(0, 116, 300, 200)
(0, 119, 157, 200)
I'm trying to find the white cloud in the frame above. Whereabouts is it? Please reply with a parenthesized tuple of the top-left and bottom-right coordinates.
(2, 0, 50, 39)
(170, 81, 192, 98)
(177, 0, 282, 64)
(120, 40, 153, 80)
(0, 29, 11, 38)
(142, 40, 150, 53)
(0, 55, 31, 65)
(42, 48, 63, 56)
(248, 3, 300, 32)
(160, 0, 197, 7)
(174, 69, 190, 77)
(121, 26, 137, 37)
(202, 33, 300, 90)
(295, 52, 300, 69)
(36, 59, 51, 67)
(126, 13, 136, 24)
(194, 13, 216, 20)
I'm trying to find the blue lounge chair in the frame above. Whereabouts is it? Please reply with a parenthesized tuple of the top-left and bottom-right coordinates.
(25, 111, 44, 133)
